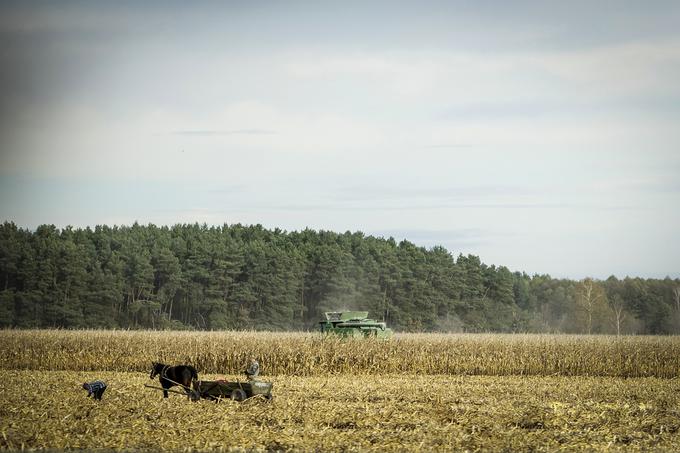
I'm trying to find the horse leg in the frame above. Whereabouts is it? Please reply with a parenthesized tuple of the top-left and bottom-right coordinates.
(181, 377, 192, 399)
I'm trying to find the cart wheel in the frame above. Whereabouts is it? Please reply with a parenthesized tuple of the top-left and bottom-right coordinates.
(231, 389, 246, 402)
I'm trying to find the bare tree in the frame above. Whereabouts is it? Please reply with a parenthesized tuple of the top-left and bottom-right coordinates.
(576, 278, 607, 334)
(673, 286, 680, 334)
(609, 295, 627, 336)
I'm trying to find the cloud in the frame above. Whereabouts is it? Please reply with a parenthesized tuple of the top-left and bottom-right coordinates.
(284, 36, 680, 111)
(423, 144, 477, 149)
(526, 38, 680, 98)
(171, 129, 277, 136)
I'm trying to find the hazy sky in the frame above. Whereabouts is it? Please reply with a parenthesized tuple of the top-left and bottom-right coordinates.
(1, 1, 679, 279)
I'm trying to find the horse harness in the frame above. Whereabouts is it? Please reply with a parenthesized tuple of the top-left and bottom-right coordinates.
(160, 364, 171, 381)
(158, 364, 194, 392)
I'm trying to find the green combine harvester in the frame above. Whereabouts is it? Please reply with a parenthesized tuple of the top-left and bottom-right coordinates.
(319, 311, 393, 339)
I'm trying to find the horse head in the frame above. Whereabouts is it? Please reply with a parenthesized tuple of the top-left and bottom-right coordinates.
(150, 362, 164, 379)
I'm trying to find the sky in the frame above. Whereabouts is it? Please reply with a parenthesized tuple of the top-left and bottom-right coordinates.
(1, 1, 679, 280)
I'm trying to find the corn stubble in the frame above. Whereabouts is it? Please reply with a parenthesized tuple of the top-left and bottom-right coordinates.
(1, 330, 680, 452)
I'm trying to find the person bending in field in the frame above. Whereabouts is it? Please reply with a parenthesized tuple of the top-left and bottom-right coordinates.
(245, 357, 259, 380)
(82, 380, 107, 400)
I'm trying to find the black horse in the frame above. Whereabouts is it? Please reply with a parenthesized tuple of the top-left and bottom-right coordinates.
(150, 362, 199, 398)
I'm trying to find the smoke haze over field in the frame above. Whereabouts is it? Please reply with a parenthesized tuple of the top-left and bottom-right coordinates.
(1, 1, 679, 279)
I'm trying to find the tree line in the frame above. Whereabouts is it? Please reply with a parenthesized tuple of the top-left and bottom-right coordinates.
(0, 221, 678, 334)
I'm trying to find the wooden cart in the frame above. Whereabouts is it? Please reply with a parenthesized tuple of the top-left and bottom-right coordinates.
(193, 379, 273, 402)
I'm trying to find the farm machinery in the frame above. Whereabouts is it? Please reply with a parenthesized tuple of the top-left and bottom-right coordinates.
(192, 379, 273, 402)
(319, 311, 393, 339)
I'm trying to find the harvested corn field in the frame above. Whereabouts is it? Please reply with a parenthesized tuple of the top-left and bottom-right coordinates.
(2, 371, 680, 452)
(1, 330, 680, 452)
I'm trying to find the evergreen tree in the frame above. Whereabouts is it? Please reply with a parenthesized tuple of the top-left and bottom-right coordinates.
(0, 221, 676, 333)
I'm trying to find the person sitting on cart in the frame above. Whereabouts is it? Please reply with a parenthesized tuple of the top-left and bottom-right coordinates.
(82, 380, 107, 400)
(245, 357, 259, 380)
